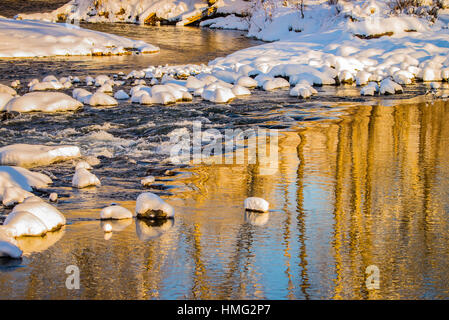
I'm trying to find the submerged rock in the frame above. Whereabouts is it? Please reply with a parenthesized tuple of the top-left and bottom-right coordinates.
(135, 192, 174, 219)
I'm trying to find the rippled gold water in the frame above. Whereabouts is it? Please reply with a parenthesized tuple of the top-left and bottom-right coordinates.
(1, 99, 449, 299)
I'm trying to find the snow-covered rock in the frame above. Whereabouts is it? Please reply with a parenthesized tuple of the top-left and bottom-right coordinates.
(135, 192, 174, 219)
(231, 85, 251, 96)
(75, 161, 92, 170)
(100, 205, 134, 220)
(262, 78, 290, 91)
(49, 193, 58, 202)
(289, 83, 317, 98)
(86, 92, 118, 106)
(72, 168, 101, 188)
(236, 76, 258, 88)
(0, 232, 22, 259)
(114, 90, 130, 100)
(3, 92, 82, 113)
(244, 197, 269, 212)
(0, 84, 16, 96)
(3, 210, 48, 237)
(380, 78, 403, 95)
(11, 196, 66, 232)
(202, 87, 235, 103)
(0, 144, 81, 167)
(141, 176, 156, 186)
(0, 93, 14, 111)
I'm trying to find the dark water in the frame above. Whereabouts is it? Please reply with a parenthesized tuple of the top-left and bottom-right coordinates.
(0, 0, 69, 18)
(1, 22, 449, 299)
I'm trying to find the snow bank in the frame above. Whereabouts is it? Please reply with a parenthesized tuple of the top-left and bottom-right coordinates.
(135, 192, 175, 219)
(0, 144, 81, 167)
(0, 17, 159, 58)
(17, 0, 249, 26)
(3, 92, 82, 113)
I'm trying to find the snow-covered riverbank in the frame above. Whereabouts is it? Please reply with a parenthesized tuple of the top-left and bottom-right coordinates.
(0, 18, 159, 58)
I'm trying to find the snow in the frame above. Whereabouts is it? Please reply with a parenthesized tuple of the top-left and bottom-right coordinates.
(0, 166, 52, 206)
(3, 211, 48, 237)
(0, 242, 22, 259)
(114, 90, 130, 100)
(100, 205, 134, 220)
(75, 161, 92, 170)
(86, 92, 118, 106)
(0, 84, 17, 96)
(72, 168, 101, 188)
(0, 232, 22, 259)
(0, 18, 159, 58)
(0, 144, 81, 167)
(135, 192, 175, 219)
(289, 82, 318, 98)
(11, 196, 66, 232)
(141, 176, 156, 186)
(202, 86, 235, 103)
(244, 197, 269, 212)
(0, 93, 14, 112)
(3, 92, 82, 113)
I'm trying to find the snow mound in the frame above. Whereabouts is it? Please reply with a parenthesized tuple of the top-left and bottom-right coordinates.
(244, 197, 269, 212)
(0, 93, 14, 112)
(135, 192, 175, 219)
(86, 92, 118, 106)
(0, 144, 81, 167)
(0, 18, 159, 58)
(100, 205, 133, 220)
(3, 211, 48, 237)
(72, 168, 101, 188)
(0, 232, 22, 259)
(0, 166, 52, 206)
(11, 196, 66, 232)
(3, 92, 82, 113)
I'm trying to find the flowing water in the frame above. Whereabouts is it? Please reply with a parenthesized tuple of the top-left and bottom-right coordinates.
(1, 23, 449, 299)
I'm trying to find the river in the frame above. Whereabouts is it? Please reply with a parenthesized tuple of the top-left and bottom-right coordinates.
(0, 22, 449, 299)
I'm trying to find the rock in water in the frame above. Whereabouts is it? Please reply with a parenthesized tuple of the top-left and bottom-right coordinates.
(135, 192, 174, 219)
(100, 205, 133, 220)
(244, 197, 269, 212)
(141, 176, 155, 186)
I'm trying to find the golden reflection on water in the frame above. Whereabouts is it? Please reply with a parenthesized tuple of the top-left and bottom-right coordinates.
(1, 100, 449, 299)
